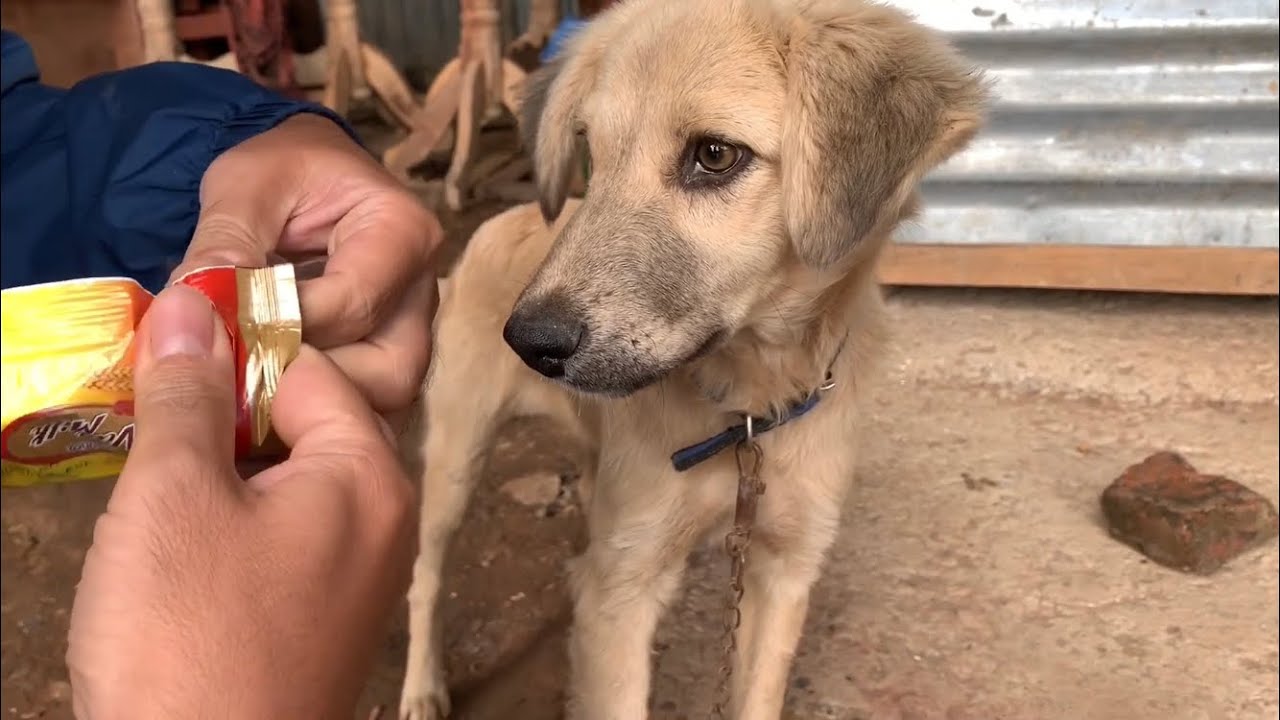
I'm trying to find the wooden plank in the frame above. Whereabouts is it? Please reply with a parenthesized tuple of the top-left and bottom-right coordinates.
(112, 0, 146, 69)
(878, 244, 1279, 296)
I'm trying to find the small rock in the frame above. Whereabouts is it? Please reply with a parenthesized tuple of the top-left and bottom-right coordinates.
(961, 472, 997, 491)
(1100, 452, 1279, 574)
(499, 472, 563, 508)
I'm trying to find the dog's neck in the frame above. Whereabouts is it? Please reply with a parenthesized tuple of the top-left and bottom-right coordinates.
(684, 254, 880, 420)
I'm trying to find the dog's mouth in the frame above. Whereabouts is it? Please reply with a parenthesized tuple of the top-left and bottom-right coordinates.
(503, 289, 732, 396)
(529, 327, 729, 397)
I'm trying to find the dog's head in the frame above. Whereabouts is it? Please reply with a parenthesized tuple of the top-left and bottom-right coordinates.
(504, 0, 987, 395)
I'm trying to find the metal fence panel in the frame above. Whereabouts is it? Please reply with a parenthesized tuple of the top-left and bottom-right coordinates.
(885, 0, 1280, 249)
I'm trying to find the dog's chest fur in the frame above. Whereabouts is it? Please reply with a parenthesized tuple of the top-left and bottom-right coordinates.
(584, 369, 863, 554)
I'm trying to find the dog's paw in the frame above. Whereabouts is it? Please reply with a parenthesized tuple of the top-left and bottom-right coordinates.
(398, 691, 450, 720)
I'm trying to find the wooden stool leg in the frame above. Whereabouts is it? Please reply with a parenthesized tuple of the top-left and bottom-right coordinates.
(420, 59, 463, 116)
(360, 42, 420, 130)
(509, 0, 558, 53)
(444, 60, 486, 211)
(135, 0, 179, 62)
(323, 47, 353, 118)
(382, 59, 464, 179)
(326, 0, 367, 98)
(500, 58, 529, 117)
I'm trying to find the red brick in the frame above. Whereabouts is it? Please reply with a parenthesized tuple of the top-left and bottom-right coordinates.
(1100, 452, 1279, 575)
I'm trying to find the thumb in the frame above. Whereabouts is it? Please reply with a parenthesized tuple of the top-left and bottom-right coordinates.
(117, 285, 240, 495)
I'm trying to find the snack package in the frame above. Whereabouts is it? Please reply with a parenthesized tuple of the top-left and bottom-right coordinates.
(1, 265, 302, 487)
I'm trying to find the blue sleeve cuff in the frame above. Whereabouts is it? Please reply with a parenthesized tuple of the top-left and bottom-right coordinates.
(209, 99, 363, 160)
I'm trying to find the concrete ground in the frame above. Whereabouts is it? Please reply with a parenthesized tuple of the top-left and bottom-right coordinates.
(2, 193, 1276, 719)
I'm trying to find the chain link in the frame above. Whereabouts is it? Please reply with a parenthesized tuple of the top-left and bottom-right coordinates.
(710, 435, 765, 719)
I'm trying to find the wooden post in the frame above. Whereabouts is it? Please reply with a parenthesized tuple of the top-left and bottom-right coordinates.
(324, 0, 366, 97)
(462, 0, 503, 110)
(382, 0, 531, 211)
(114, 0, 147, 69)
(510, 0, 560, 53)
(320, 0, 419, 131)
(133, 0, 179, 62)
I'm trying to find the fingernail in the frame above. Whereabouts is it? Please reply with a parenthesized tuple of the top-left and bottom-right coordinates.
(147, 285, 218, 359)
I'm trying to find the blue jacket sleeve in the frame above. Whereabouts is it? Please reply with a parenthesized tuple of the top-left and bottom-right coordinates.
(0, 30, 360, 292)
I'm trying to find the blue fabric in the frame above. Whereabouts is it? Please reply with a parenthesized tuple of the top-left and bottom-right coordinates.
(1, 30, 359, 293)
(540, 17, 589, 64)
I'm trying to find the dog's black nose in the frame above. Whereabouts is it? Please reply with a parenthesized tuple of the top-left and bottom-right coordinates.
(503, 296, 586, 379)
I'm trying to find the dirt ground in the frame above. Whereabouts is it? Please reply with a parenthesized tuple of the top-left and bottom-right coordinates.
(2, 124, 1277, 720)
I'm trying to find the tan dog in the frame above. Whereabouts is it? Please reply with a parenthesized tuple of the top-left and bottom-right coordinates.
(399, 1, 987, 718)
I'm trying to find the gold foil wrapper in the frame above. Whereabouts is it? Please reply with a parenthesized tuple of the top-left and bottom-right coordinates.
(236, 265, 303, 450)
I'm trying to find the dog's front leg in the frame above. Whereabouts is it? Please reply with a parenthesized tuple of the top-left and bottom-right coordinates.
(400, 351, 515, 719)
(400, 524, 454, 720)
(730, 540, 830, 720)
(566, 513, 695, 720)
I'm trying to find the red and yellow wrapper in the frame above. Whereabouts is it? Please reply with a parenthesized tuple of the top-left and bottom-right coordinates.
(1, 265, 302, 486)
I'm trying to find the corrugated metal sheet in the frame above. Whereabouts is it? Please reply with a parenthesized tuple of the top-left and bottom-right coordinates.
(886, 0, 1280, 249)
(350, 0, 579, 90)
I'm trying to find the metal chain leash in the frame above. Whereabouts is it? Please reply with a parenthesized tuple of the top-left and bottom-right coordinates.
(710, 418, 766, 719)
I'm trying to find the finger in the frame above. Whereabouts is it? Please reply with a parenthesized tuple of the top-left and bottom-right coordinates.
(247, 346, 402, 495)
(325, 276, 437, 414)
(167, 168, 300, 284)
(299, 194, 441, 349)
(116, 285, 239, 496)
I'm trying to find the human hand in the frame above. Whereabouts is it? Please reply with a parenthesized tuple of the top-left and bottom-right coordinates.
(67, 285, 417, 720)
(171, 112, 442, 417)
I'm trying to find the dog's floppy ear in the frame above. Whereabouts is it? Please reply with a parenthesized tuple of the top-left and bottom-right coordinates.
(781, 4, 989, 267)
(517, 58, 563, 170)
(518, 33, 604, 223)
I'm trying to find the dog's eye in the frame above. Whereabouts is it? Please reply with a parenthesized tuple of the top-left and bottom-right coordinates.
(676, 136, 753, 190)
(695, 140, 742, 174)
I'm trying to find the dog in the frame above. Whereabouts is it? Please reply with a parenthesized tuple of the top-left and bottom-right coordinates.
(398, 1, 987, 718)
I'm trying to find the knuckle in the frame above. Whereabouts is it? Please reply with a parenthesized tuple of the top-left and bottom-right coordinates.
(383, 345, 429, 411)
(349, 451, 415, 533)
(381, 475, 419, 543)
(191, 212, 264, 263)
(348, 283, 386, 335)
(419, 209, 445, 256)
(374, 193, 439, 261)
(296, 445, 415, 564)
